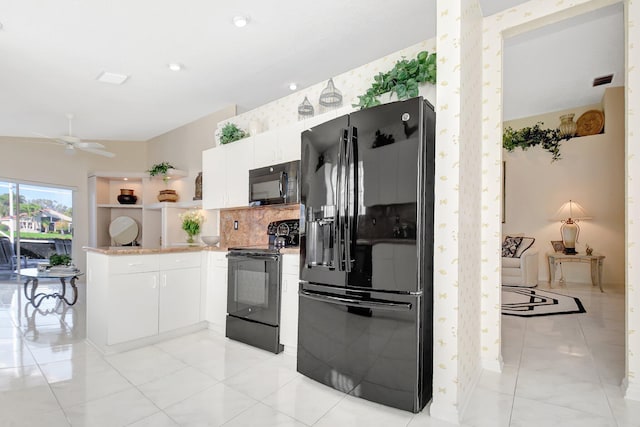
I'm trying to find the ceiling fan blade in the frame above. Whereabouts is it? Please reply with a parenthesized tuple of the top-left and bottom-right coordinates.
(81, 147, 116, 158)
(75, 141, 105, 149)
(31, 131, 55, 139)
(59, 135, 82, 144)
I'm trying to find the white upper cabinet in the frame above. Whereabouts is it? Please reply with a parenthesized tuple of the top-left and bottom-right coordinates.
(225, 137, 254, 208)
(202, 146, 227, 210)
(253, 122, 303, 169)
(202, 137, 253, 210)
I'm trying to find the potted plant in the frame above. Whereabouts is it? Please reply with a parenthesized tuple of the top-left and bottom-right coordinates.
(219, 123, 249, 144)
(49, 253, 72, 266)
(179, 209, 205, 244)
(147, 162, 175, 184)
(148, 162, 179, 202)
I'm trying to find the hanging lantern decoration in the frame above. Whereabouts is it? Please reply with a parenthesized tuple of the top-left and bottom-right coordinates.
(318, 78, 343, 113)
(298, 96, 314, 121)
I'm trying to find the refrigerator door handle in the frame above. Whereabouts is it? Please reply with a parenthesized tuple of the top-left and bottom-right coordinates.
(343, 125, 356, 272)
(299, 289, 412, 312)
(335, 129, 348, 271)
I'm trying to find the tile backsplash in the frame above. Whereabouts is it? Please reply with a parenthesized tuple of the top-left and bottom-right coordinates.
(220, 204, 300, 248)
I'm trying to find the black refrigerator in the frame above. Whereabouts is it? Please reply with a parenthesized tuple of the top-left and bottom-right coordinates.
(297, 96, 435, 413)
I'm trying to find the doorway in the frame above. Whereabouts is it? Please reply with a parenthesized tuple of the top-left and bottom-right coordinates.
(0, 180, 73, 282)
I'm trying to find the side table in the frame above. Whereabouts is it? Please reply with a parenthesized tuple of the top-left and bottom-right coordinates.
(18, 267, 83, 308)
(547, 252, 605, 292)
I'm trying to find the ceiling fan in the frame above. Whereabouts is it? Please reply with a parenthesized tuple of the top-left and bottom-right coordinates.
(36, 114, 116, 158)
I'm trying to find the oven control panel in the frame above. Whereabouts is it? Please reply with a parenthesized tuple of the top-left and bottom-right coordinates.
(268, 219, 300, 247)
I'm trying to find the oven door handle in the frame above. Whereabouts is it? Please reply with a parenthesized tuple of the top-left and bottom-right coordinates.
(227, 254, 281, 261)
(279, 171, 287, 198)
(299, 289, 412, 312)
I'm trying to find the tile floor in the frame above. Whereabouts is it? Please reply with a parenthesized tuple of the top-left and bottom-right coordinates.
(0, 278, 636, 426)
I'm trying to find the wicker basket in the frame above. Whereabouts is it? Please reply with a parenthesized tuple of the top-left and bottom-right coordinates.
(157, 189, 178, 202)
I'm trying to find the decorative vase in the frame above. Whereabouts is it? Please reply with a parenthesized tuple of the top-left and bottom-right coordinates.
(558, 113, 577, 138)
(186, 233, 197, 244)
(117, 189, 137, 204)
(158, 189, 178, 202)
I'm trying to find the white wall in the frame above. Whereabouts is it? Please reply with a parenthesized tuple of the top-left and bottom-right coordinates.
(429, 0, 484, 422)
(146, 106, 237, 237)
(224, 40, 437, 137)
(503, 87, 625, 287)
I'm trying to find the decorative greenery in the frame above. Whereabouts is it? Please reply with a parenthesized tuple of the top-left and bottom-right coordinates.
(147, 161, 174, 176)
(49, 253, 72, 266)
(354, 50, 437, 109)
(148, 162, 175, 184)
(219, 123, 249, 145)
(179, 209, 205, 243)
(503, 122, 572, 162)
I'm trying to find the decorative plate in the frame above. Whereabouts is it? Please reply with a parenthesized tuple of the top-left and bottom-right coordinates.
(576, 110, 604, 136)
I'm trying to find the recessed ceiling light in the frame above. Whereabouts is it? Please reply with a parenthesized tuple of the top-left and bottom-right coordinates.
(168, 63, 183, 72)
(233, 15, 250, 27)
(96, 71, 129, 85)
(289, 83, 298, 91)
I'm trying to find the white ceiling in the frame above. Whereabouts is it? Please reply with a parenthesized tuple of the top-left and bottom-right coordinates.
(504, 2, 624, 121)
(0, 1, 623, 142)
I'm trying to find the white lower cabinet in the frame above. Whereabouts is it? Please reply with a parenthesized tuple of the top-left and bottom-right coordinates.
(280, 254, 300, 353)
(205, 251, 228, 331)
(88, 251, 204, 353)
(159, 265, 202, 334)
(107, 271, 159, 345)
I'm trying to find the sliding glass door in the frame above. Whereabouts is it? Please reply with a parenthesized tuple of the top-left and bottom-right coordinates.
(0, 180, 73, 281)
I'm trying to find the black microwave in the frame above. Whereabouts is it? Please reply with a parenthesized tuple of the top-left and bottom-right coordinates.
(248, 160, 300, 206)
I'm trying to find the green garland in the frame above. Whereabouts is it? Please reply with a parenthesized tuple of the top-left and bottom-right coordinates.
(503, 122, 572, 162)
(220, 123, 249, 145)
(354, 50, 437, 109)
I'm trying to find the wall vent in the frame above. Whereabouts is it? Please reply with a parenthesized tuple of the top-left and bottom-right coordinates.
(593, 74, 613, 87)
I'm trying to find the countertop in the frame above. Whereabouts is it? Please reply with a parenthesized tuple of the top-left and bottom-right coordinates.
(84, 246, 300, 255)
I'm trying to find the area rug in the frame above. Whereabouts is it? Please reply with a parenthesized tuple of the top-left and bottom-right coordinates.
(502, 286, 586, 317)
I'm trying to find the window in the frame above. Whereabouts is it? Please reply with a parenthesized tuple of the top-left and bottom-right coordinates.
(0, 180, 73, 281)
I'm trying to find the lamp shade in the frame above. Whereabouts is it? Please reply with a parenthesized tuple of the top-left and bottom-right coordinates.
(553, 200, 591, 254)
(552, 200, 591, 221)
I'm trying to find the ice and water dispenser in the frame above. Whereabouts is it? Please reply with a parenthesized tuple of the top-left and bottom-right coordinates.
(306, 205, 335, 268)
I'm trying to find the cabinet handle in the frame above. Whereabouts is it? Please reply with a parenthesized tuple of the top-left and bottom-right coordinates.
(152, 276, 158, 289)
(161, 275, 167, 288)
(128, 262, 143, 267)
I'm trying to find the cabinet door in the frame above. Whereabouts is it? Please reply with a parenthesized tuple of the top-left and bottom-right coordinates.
(202, 146, 226, 209)
(159, 267, 202, 333)
(224, 138, 254, 207)
(205, 252, 228, 329)
(253, 130, 278, 168)
(107, 272, 159, 345)
(277, 122, 303, 163)
(280, 255, 300, 351)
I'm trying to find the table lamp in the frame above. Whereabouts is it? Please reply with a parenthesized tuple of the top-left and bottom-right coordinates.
(553, 200, 591, 255)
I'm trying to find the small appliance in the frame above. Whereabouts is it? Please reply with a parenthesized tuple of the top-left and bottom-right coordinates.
(249, 160, 300, 206)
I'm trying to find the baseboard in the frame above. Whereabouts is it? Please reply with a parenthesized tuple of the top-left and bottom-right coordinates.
(622, 377, 640, 401)
(428, 400, 460, 424)
(458, 363, 483, 421)
(481, 354, 504, 372)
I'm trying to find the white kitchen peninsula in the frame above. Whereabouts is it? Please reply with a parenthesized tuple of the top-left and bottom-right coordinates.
(86, 246, 301, 355)
(86, 246, 215, 354)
